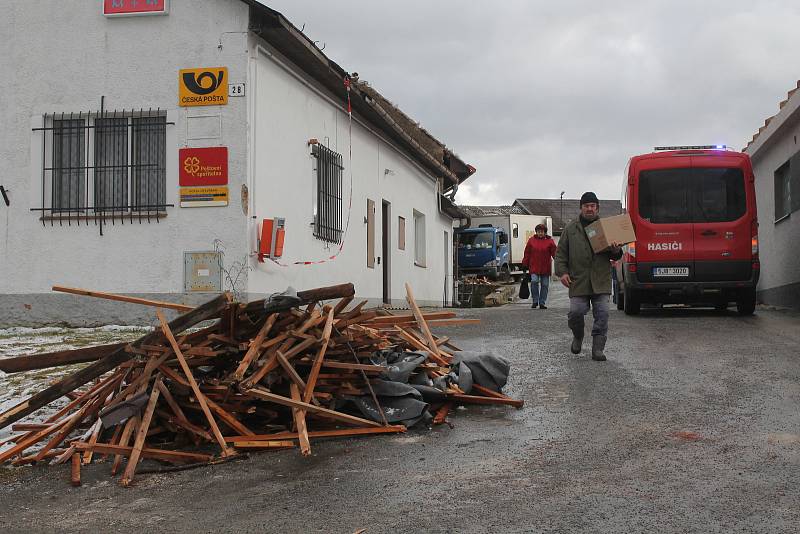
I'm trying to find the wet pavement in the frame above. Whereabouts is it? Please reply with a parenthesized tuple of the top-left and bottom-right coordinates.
(1, 284, 799, 533)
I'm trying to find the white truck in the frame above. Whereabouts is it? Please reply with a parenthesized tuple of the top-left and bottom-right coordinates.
(461, 213, 553, 280)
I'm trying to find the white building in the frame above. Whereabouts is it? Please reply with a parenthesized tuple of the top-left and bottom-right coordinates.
(0, 1, 474, 326)
(744, 80, 800, 309)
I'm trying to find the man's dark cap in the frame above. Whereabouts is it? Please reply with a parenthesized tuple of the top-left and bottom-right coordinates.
(580, 192, 599, 206)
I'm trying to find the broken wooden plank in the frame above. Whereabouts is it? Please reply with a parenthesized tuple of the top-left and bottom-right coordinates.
(112, 416, 139, 476)
(0, 418, 72, 464)
(242, 337, 317, 389)
(289, 383, 311, 457)
(303, 309, 334, 404)
(52, 285, 194, 312)
(276, 351, 308, 392)
(332, 295, 354, 316)
(242, 283, 356, 314)
(0, 343, 127, 374)
(230, 314, 276, 381)
(433, 402, 453, 425)
(11, 423, 51, 432)
(120, 381, 162, 486)
(156, 310, 235, 458)
(204, 397, 255, 437)
(81, 419, 104, 465)
(71, 453, 81, 486)
(393, 326, 449, 366)
(225, 425, 406, 443)
(243, 387, 382, 428)
(449, 393, 524, 408)
(74, 442, 213, 464)
(366, 312, 457, 325)
(230, 440, 296, 449)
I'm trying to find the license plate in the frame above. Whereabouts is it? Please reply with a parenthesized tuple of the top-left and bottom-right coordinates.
(653, 267, 689, 277)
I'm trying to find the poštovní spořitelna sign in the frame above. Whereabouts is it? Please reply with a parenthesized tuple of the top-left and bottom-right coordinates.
(179, 147, 228, 186)
(179, 68, 228, 106)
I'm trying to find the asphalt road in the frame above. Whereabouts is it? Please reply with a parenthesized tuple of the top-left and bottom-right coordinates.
(1, 284, 799, 533)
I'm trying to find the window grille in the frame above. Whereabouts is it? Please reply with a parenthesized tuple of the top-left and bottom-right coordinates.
(311, 143, 344, 244)
(774, 160, 791, 222)
(32, 110, 173, 235)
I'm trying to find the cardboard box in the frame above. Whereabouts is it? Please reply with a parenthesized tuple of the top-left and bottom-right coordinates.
(585, 213, 636, 253)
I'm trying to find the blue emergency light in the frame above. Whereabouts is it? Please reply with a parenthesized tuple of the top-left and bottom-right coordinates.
(654, 144, 728, 151)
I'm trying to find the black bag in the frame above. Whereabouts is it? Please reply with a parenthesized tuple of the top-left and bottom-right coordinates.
(519, 275, 530, 300)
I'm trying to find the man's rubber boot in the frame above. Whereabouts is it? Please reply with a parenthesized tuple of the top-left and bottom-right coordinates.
(592, 335, 607, 361)
(568, 318, 584, 354)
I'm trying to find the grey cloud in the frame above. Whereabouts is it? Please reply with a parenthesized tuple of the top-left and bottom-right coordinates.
(260, 1, 800, 201)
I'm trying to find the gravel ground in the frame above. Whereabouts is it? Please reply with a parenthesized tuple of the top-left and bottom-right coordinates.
(0, 284, 798, 533)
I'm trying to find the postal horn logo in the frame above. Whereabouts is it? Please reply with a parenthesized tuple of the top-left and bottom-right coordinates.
(183, 70, 225, 96)
(184, 156, 201, 176)
(179, 67, 228, 106)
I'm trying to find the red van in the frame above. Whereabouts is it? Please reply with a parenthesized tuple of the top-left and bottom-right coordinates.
(614, 146, 759, 315)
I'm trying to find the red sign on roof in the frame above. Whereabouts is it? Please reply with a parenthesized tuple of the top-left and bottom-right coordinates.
(179, 147, 229, 187)
(104, 0, 168, 16)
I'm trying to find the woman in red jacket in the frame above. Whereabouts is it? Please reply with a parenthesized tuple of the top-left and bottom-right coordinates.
(521, 223, 557, 309)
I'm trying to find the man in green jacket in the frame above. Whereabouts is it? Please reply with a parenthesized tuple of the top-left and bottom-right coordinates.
(554, 192, 622, 361)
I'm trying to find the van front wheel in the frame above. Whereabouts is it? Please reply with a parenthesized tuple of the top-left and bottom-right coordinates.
(736, 289, 756, 316)
(624, 287, 641, 315)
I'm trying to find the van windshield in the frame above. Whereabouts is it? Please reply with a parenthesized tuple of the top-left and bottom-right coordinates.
(638, 168, 746, 223)
(458, 231, 494, 249)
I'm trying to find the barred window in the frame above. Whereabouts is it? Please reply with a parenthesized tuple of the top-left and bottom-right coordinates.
(132, 116, 167, 211)
(52, 119, 86, 211)
(34, 111, 171, 231)
(94, 117, 128, 213)
(311, 143, 344, 244)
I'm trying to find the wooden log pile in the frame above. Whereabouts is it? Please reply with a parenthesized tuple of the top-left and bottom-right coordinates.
(0, 282, 522, 487)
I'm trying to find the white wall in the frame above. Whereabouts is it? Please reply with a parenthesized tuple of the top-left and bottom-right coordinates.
(749, 116, 800, 293)
(745, 84, 800, 301)
(247, 45, 453, 306)
(0, 1, 251, 305)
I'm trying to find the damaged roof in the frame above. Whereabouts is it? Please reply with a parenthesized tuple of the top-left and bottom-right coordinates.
(744, 80, 800, 153)
(241, 1, 475, 192)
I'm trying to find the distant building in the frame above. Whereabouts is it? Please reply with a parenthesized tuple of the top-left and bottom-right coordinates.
(512, 198, 622, 243)
(744, 80, 800, 309)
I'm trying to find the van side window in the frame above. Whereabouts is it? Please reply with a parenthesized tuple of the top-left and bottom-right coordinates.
(639, 169, 691, 223)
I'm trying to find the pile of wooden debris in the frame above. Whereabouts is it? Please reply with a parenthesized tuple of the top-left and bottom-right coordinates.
(0, 283, 522, 487)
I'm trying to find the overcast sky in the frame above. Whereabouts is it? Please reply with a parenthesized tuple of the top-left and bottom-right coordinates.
(260, 1, 800, 205)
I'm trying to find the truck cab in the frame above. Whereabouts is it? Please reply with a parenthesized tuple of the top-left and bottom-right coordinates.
(456, 225, 510, 280)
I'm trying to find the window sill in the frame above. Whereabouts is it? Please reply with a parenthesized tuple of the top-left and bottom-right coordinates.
(38, 212, 168, 222)
(774, 213, 790, 224)
(414, 261, 427, 268)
